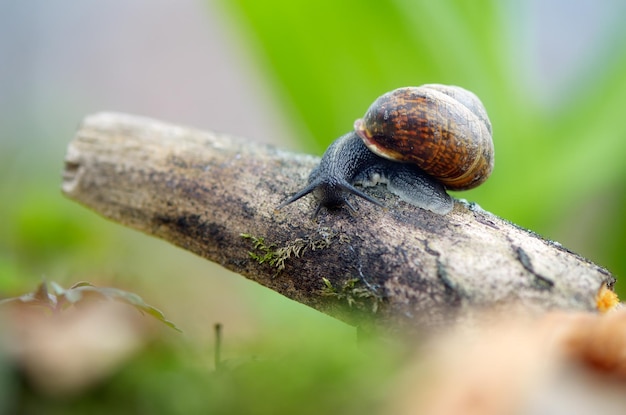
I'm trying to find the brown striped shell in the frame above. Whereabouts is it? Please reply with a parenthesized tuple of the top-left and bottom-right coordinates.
(353, 84, 494, 190)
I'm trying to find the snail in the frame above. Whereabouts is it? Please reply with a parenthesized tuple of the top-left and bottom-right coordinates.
(278, 84, 494, 217)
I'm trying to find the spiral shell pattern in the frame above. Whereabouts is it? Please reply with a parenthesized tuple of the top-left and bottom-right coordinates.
(354, 84, 494, 190)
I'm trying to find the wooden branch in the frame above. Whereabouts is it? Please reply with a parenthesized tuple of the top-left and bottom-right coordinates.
(62, 112, 616, 333)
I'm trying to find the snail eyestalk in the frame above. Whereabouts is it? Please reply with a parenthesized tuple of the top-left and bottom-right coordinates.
(278, 177, 384, 218)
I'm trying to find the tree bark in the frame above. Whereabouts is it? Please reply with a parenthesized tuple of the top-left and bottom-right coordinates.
(62, 112, 616, 333)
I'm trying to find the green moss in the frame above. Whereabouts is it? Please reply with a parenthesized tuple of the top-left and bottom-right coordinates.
(320, 277, 383, 313)
(240, 228, 350, 277)
(240, 234, 279, 267)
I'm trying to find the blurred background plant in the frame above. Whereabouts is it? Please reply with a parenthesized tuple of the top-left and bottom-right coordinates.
(0, 0, 625, 413)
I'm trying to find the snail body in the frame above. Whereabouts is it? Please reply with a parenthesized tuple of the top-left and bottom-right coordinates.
(279, 84, 494, 216)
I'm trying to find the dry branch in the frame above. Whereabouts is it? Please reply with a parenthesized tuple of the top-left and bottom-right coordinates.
(62, 112, 615, 333)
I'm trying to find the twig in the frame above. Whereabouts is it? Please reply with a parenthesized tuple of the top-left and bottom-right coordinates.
(61, 112, 615, 333)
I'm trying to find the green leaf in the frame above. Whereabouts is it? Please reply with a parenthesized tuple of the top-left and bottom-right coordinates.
(67, 283, 183, 332)
(0, 280, 182, 332)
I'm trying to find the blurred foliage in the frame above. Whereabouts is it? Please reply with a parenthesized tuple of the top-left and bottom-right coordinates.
(9, 331, 399, 415)
(0, 284, 406, 415)
(0, 184, 119, 294)
(220, 0, 626, 289)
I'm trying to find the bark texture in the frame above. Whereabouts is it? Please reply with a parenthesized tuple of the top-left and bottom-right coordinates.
(62, 112, 615, 332)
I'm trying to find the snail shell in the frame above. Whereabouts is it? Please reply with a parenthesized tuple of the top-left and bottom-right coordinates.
(354, 84, 494, 190)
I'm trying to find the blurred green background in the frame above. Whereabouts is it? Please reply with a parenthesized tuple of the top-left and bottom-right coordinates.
(1, 0, 625, 413)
